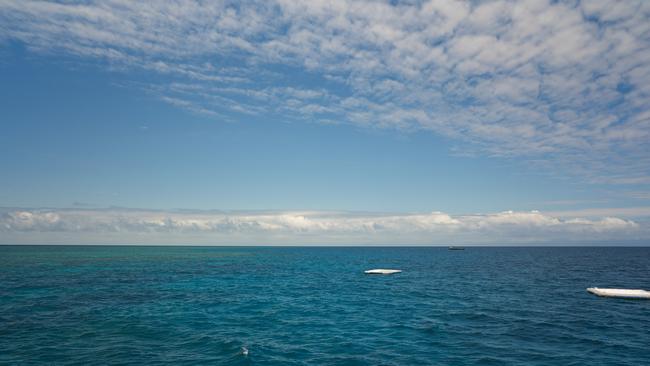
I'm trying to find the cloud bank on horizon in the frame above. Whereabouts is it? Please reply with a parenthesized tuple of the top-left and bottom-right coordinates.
(1, 0, 649, 184)
(1, 207, 646, 245)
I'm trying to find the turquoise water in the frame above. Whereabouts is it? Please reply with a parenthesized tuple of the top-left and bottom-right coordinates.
(1, 246, 649, 365)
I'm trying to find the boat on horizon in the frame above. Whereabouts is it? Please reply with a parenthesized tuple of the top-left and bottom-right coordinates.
(448, 246, 465, 250)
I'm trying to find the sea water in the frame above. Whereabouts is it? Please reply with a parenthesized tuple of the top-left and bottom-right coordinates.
(1, 246, 649, 365)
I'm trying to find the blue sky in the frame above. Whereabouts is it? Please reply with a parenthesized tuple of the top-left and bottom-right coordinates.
(1, 0, 649, 244)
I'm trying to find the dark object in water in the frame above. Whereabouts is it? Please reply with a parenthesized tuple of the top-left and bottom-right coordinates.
(448, 246, 465, 250)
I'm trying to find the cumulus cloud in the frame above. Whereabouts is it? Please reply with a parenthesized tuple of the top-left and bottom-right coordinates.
(0, 207, 644, 245)
(1, 0, 649, 183)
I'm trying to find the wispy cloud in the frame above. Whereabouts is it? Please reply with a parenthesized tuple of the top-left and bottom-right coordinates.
(1, 0, 649, 183)
(1, 207, 645, 245)
(545, 206, 650, 219)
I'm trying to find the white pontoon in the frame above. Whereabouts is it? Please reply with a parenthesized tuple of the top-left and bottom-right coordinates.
(364, 269, 402, 275)
(587, 287, 650, 299)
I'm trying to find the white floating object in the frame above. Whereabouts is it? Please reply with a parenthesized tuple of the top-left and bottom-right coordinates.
(364, 269, 402, 275)
(241, 347, 249, 356)
(587, 287, 650, 299)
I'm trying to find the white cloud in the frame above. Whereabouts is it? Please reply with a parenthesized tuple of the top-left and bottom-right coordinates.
(0, 207, 644, 245)
(1, 0, 649, 183)
(545, 206, 650, 218)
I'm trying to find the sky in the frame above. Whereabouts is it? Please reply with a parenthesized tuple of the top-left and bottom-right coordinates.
(0, 0, 649, 245)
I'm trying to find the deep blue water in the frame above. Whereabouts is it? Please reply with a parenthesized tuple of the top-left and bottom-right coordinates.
(1, 246, 649, 365)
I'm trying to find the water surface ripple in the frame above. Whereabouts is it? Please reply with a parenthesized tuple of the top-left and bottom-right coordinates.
(1, 246, 649, 365)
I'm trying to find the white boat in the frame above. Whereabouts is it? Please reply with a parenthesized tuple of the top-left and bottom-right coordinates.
(364, 269, 402, 275)
(587, 287, 650, 299)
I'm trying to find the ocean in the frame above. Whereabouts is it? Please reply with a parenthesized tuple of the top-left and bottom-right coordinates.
(1, 246, 649, 365)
